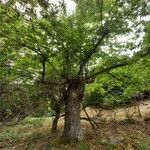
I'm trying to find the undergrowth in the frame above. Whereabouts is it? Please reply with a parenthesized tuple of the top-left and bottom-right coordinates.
(0, 117, 150, 150)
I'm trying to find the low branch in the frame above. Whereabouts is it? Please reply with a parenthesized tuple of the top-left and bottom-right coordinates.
(58, 113, 99, 130)
(82, 105, 98, 136)
(80, 117, 99, 128)
(85, 48, 150, 81)
(86, 62, 128, 80)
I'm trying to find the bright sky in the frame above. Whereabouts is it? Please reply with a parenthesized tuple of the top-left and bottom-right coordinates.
(50, 0, 76, 14)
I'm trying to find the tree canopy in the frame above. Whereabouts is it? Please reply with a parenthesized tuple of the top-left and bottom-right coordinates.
(0, 0, 150, 142)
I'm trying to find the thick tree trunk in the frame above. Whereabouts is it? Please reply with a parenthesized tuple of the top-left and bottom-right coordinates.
(51, 106, 60, 134)
(62, 79, 85, 142)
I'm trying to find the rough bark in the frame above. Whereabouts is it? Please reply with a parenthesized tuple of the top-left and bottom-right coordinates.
(62, 79, 85, 142)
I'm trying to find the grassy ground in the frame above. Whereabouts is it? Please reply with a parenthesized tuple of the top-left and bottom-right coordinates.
(0, 116, 150, 150)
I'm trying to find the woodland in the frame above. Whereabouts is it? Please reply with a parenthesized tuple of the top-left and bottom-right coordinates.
(0, 0, 150, 149)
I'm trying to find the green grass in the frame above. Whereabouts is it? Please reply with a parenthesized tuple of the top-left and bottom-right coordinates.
(0, 117, 50, 142)
(20, 117, 47, 127)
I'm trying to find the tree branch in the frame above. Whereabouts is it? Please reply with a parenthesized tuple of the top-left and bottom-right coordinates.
(80, 117, 99, 128)
(86, 62, 128, 80)
(39, 22, 66, 50)
(78, 24, 109, 76)
(82, 104, 98, 136)
(85, 48, 150, 81)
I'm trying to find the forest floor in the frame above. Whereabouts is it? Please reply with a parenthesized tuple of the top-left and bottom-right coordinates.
(0, 101, 150, 150)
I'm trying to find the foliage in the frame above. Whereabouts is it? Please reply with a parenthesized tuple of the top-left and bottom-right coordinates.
(85, 56, 150, 108)
(0, 82, 55, 122)
(0, 0, 150, 141)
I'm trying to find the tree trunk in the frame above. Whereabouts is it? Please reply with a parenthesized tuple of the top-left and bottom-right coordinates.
(51, 106, 61, 134)
(62, 79, 85, 142)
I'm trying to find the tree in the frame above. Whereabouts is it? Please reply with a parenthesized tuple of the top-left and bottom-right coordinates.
(0, 0, 150, 142)
(85, 55, 150, 109)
